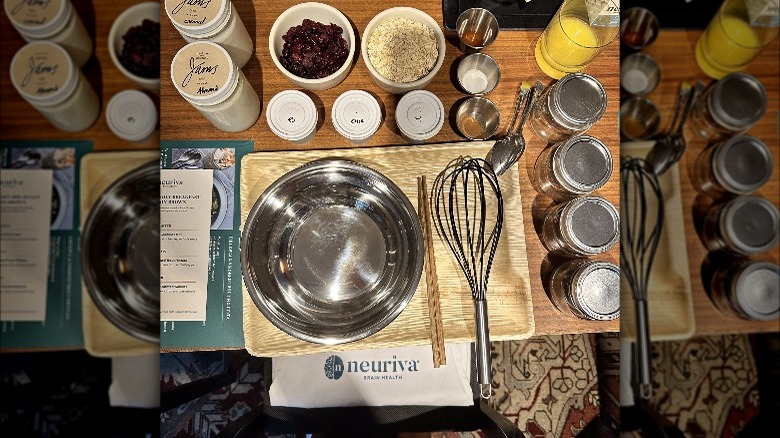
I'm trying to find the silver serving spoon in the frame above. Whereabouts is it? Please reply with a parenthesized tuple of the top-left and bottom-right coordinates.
(486, 81, 542, 176)
(646, 80, 703, 176)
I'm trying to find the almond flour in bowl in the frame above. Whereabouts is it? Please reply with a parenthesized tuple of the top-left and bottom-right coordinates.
(367, 17, 438, 83)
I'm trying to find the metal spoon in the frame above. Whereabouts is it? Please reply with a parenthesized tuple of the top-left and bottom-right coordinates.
(172, 149, 202, 169)
(646, 80, 702, 176)
(486, 81, 542, 176)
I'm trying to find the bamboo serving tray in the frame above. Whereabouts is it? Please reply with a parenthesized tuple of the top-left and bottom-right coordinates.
(620, 141, 696, 341)
(80, 151, 159, 357)
(240, 141, 534, 357)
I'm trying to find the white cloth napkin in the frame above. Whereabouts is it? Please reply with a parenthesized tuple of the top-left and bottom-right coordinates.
(109, 353, 160, 408)
(270, 343, 473, 408)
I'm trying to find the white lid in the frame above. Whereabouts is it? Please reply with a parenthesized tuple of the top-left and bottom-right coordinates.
(4, 0, 70, 38)
(395, 90, 444, 142)
(106, 90, 158, 142)
(164, 0, 230, 37)
(266, 90, 318, 141)
(331, 90, 382, 141)
(170, 41, 237, 105)
(9, 40, 77, 107)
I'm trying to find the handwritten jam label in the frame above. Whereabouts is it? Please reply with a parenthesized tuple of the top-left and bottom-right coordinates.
(166, 0, 223, 28)
(6, 0, 61, 27)
(172, 42, 230, 99)
(11, 43, 69, 99)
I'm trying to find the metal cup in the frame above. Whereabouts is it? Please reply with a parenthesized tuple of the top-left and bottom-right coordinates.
(457, 53, 501, 95)
(456, 8, 499, 53)
(620, 52, 661, 96)
(620, 96, 661, 140)
(456, 97, 501, 140)
(620, 7, 659, 51)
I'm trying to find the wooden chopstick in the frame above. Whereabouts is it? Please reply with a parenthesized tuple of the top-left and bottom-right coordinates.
(417, 175, 446, 367)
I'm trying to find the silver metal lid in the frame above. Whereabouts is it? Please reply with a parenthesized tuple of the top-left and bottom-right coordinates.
(551, 73, 607, 130)
(708, 73, 767, 132)
(721, 196, 780, 255)
(713, 135, 774, 195)
(733, 261, 779, 321)
(572, 261, 620, 321)
(554, 135, 613, 194)
(561, 196, 620, 255)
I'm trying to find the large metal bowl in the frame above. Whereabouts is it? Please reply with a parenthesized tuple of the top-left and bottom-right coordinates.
(241, 159, 424, 344)
(81, 161, 159, 343)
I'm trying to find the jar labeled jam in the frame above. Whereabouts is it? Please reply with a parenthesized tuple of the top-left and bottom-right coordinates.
(549, 258, 620, 321)
(702, 196, 779, 255)
(541, 196, 620, 256)
(530, 73, 607, 143)
(692, 135, 774, 198)
(710, 259, 779, 321)
(533, 135, 613, 200)
(690, 73, 767, 141)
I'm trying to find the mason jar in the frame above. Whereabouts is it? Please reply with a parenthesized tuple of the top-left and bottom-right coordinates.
(533, 135, 613, 200)
(692, 135, 773, 198)
(690, 73, 767, 142)
(710, 259, 779, 321)
(701, 196, 779, 256)
(549, 258, 620, 321)
(541, 196, 620, 256)
(530, 73, 607, 143)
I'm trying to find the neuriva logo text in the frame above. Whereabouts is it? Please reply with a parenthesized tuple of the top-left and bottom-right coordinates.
(324, 355, 420, 381)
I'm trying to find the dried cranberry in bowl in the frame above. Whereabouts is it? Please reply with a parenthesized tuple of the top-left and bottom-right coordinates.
(280, 19, 349, 79)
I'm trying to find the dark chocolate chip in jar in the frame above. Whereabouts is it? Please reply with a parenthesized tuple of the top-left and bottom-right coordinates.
(710, 259, 779, 321)
(692, 135, 774, 197)
(541, 196, 620, 256)
(549, 258, 620, 321)
(533, 135, 613, 200)
(702, 195, 779, 256)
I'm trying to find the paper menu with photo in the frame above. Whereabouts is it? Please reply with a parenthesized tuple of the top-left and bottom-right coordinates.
(160, 169, 213, 321)
(0, 169, 52, 321)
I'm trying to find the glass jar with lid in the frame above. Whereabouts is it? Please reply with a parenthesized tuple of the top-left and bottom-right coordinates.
(3, 0, 92, 67)
(549, 258, 620, 321)
(541, 196, 620, 256)
(10, 41, 99, 132)
(692, 135, 773, 198)
(701, 195, 779, 256)
(533, 135, 613, 200)
(690, 73, 767, 141)
(710, 259, 779, 321)
(530, 73, 607, 143)
(171, 41, 260, 132)
(165, 0, 253, 68)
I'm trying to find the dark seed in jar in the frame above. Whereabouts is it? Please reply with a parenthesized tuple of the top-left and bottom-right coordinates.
(119, 19, 160, 79)
(280, 19, 349, 79)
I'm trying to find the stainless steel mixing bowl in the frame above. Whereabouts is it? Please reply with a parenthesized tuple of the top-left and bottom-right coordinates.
(81, 160, 160, 343)
(241, 159, 424, 345)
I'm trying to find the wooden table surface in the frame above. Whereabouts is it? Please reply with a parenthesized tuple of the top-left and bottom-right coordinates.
(0, 0, 159, 150)
(641, 31, 779, 336)
(160, 0, 622, 338)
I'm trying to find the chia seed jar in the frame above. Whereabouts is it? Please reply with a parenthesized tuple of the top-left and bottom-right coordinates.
(549, 258, 620, 320)
(701, 196, 779, 256)
(533, 135, 613, 200)
(710, 259, 779, 321)
(541, 196, 620, 257)
(692, 135, 773, 198)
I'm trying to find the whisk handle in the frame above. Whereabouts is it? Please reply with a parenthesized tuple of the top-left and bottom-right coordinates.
(635, 299, 653, 400)
(475, 300, 492, 399)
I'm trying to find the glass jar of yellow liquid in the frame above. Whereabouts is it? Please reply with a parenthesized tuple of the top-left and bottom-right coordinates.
(696, 0, 779, 79)
(535, 0, 619, 79)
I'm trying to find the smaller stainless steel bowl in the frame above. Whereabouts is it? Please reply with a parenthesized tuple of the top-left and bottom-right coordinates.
(241, 159, 424, 345)
(620, 7, 659, 51)
(81, 161, 160, 343)
(620, 96, 661, 140)
(456, 7, 499, 52)
(621, 52, 661, 96)
(456, 97, 501, 140)
(457, 53, 501, 95)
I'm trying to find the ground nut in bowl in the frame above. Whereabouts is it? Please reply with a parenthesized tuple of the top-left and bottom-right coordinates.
(269, 2, 356, 91)
(362, 7, 446, 94)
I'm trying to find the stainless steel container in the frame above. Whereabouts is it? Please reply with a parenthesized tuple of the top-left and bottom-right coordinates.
(711, 259, 779, 321)
(530, 73, 607, 143)
(702, 196, 779, 256)
(533, 135, 613, 200)
(550, 258, 620, 321)
(456, 8, 499, 53)
(541, 196, 620, 256)
(620, 52, 660, 96)
(456, 97, 501, 140)
(619, 96, 661, 140)
(693, 135, 774, 197)
(620, 7, 659, 51)
(690, 73, 768, 141)
(456, 53, 500, 95)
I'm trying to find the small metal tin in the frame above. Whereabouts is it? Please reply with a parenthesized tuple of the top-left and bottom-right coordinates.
(456, 53, 500, 95)
(620, 52, 660, 96)
(693, 135, 774, 197)
(456, 8, 499, 53)
(620, 7, 659, 51)
(690, 72, 768, 141)
(541, 196, 620, 256)
(702, 195, 780, 256)
(533, 135, 613, 200)
(530, 73, 608, 143)
(619, 96, 661, 140)
(455, 96, 500, 140)
(550, 258, 620, 321)
(711, 259, 779, 321)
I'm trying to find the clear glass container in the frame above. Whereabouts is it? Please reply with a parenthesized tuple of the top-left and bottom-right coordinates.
(702, 195, 779, 255)
(533, 135, 613, 200)
(530, 73, 607, 143)
(549, 258, 620, 320)
(541, 196, 620, 256)
(692, 135, 773, 198)
(690, 73, 767, 141)
(710, 259, 779, 321)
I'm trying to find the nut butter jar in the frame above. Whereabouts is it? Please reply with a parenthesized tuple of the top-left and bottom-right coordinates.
(541, 196, 620, 257)
(549, 258, 620, 321)
(530, 73, 607, 144)
(533, 135, 613, 201)
(692, 135, 773, 198)
(701, 196, 779, 256)
(710, 259, 779, 321)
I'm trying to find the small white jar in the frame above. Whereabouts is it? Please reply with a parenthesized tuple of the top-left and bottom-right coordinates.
(4, 0, 92, 67)
(106, 90, 158, 143)
(171, 41, 260, 132)
(10, 41, 99, 132)
(165, 0, 253, 68)
(266, 90, 318, 145)
(331, 90, 382, 144)
(395, 90, 445, 143)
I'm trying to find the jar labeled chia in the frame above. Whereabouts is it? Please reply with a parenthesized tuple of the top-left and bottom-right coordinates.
(530, 73, 607, 144)
(690, 73, 767, 142)
(171, 41, 260, 132)
(533, 135, 613, 200)
(701, 196, 779, 256)
(692, 135, 774, 198)
(165, 0, 253, 68)
(710, 259, 779, 321)
(549, 258, 620, 321)
(10, 41, 99, 132)
(541, 196, 620, 256)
